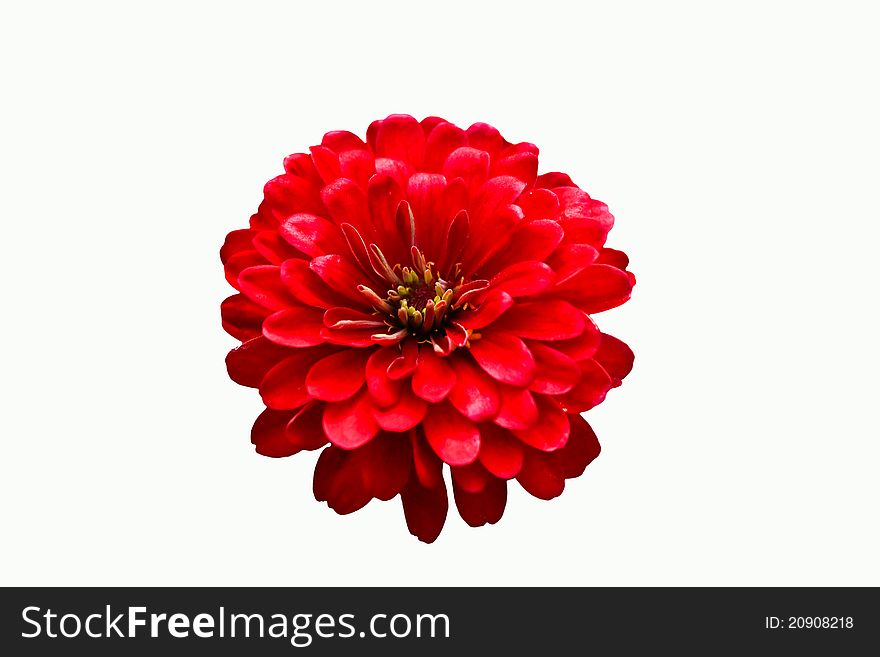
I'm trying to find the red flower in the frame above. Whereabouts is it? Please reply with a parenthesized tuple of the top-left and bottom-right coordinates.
(221, 115, 635, 542)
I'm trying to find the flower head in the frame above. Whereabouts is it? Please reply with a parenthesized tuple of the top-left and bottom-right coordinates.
(221, 114, 635, 542)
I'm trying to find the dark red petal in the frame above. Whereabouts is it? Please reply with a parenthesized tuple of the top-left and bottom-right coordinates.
(492, 300, 585, 341)
(263, 173, 324, 218)
(596, 247, 630, 271)
(422, 401, 481, 466)
(375, 114, 425, 168)
(260, 347, 333, 410)
(412, 349, 457, 403)
(559, 359, 613, 412)
(226, 336, 292, 388)
(286, 402, 330, 451)
(448, 356, 500, 422)
(238, 265, 298, 310)
(516, 450, 565, 500)
(553, 414, 601, 479)
(406, 173, 450, 258)
(251, 408, 298, 458)
(279, 213, 347, 258)
(490, 261, 555, 297)
(373, 387, 428, 431)
(450, 461, 490, 493)
(470, 332, 536, 386)
(322, 390, 379, 449)
(527, 342, 581, 395)
(262, 306, 326, 347)
(313, 446, 372, 515)
(401, 475, 448, 544)
(457, 290, 513, 331)
(280, 258, 351, 309)
(512, 396, 570, 451)
(305, 349, 371, 401)
(453, 475, 507, 528)
(593, 333, 635, 387)
(221, 293, 268, 341)
(282, 153, 321, 183)
(494, 385, 538, 430)
(410, 429, 444, 489)
(362, 432, 413, 501)
(478, 424, 524, 479)
(365, 347, 404, 407)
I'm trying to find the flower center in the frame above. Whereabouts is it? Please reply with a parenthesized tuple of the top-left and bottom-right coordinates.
(386, 260, 454, 338)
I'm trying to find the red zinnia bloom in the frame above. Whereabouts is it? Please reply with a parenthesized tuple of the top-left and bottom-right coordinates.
(221, 115, 635, 542)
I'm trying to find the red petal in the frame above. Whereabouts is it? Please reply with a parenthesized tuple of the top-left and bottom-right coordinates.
(478, 424, 524, 479)
(424, 121, 468, 172)
(422, 401, 481, 466)
(320, 178, 371, 237)
(527, 342, 581, 395)
(279, 213, 347, 258)
(226, 336, 292, 388)
(375, 114, 425, 168)
(412, 349, 457, 403)
(361, 432, 413, 501)
(466, 122, 508, 157)
(596, 247, 630, 271)
(312, 446, 372, 515)
(443, 147, 490, 196)
(494, 385, 538, 430)
(457, 290, 513, 331)
(593, 333, 635, 386)
(491, 151, 538, 186)
(305, 349, 371, 401)
(401, 476, 448, 544)
(553, 414, 601, 479)
(260, 347, 334, 409)
(373, 387, 428, 431)
(482, 219, 563, 274)
(512, 396, 570, 451)
(322, 390, 379, 449)
(309, 254, 371, 306)
(410, 429, 444, 489)
(365, 347, 404, 407)
(559, 359, 613, 412)
(490, 261, 555, 297)
(321, 130, 368, 153)
(280, 258, 351, 309)
(547, 243, 599, 284)
(220, 229, 256, 264)
(516, 450, 565, 500)
(238, 265, 297, 310)
(263, 173, 324, 218)
(286, 402, 330, 451)
(536, 172, 576, 188)
(387, 338, 419, 380)
(518, 188, 561, 219)
(224, 250, 265, 290)
(453, 475, 506, 527)
(450, 461, 490, 493)
(220, 293, 269, 342)
(469, 333, 536, 386)
(492, 300, 585, 341)
(339, 150, 375, 189)
(262, 306, 326, 347)
(252, 230, 301, 264)
(251, 408, 298, 458)
(552, 317, 602, 360)
(448, 356, 500, 422)
(309, 145, 341, 183)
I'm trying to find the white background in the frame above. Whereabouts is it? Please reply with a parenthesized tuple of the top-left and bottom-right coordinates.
(1, 1, 878, 586)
